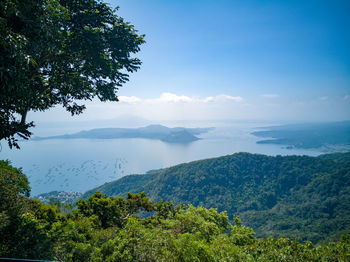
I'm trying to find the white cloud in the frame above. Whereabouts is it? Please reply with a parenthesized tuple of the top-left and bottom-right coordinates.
(204, 94, 243, 102)
(118, 96, 141, 103)
(88, 92, 246, 121)
(157, 92, 193, 103)
(261, 94, 279, 98)
(29, 92, 350, 124)
(118, 93, 243, 104)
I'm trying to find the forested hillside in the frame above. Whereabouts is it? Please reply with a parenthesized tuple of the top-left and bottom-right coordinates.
(1, 159, 350, 261)
(84, 152, 350, 243)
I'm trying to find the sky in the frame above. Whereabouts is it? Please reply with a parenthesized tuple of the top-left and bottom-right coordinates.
(31, 0, 350, 126)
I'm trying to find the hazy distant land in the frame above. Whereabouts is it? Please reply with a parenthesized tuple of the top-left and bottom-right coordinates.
(252, 121, 350, 151)
(34, 124, 214, 144)
(14, 123, 322, 196)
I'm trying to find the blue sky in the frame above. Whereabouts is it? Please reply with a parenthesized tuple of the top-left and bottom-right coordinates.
(32, 0, 350, 124)
(112, 0, 350, 98)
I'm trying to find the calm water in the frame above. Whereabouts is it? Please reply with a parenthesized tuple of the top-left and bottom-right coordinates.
(1, 122, 322, 195)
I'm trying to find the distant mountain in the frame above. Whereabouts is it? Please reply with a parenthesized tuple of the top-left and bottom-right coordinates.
(252, 121, 350, 151)
(82, 152, 350, 243)
(161, 130, 200, 143)
(33, 125, 213, 144)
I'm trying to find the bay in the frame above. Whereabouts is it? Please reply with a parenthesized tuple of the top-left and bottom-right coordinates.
(0, 121, 322, 195)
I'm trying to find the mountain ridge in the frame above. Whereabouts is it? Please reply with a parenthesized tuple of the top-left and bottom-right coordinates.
(80, 151, 350, 243)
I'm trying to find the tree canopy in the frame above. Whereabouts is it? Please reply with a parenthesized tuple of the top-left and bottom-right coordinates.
(0, 0, 145, 148)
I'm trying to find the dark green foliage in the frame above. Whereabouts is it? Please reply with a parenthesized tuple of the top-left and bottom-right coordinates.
(85, 152, 350, 243)
(0, 160, 30, 208)
(0, 160, 64, 259)
(0, 0, 144, 148)
(76, 191, 153, 228)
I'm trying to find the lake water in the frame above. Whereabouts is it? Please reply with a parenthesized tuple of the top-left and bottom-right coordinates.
(0, 122, 322, 196)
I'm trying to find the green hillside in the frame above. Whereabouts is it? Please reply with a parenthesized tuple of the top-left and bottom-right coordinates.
(83, 152, 350, 243)
(2, 159, 350, 261)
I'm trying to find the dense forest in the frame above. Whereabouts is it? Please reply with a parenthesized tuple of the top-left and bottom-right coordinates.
(83, 152, 350, 243)
(1, 160, 350, 261)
